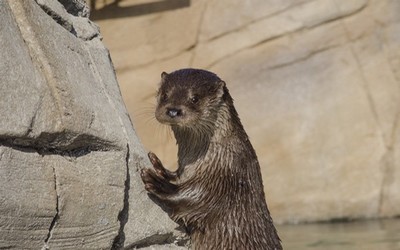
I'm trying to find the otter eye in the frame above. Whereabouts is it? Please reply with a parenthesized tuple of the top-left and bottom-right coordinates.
(160, 93, 168, 102)
(190, 95, 199, 104)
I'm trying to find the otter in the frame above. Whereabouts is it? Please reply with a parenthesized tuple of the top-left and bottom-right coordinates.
(141, 68, 282, 250)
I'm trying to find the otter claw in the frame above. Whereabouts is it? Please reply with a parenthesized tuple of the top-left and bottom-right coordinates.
(148, 152, 163, 168)
(148, 151, 170, 177)
(144, 183, 155, 192)
(140, 168, 145, 177)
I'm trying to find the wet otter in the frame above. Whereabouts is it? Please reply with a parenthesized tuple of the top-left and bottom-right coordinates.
(141, 68, 282, 250)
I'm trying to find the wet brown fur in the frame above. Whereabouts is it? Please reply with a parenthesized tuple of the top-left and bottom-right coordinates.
(141, 68, 282, 250)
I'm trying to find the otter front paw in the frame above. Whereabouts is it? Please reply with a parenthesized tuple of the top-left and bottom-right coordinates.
(140, 168, 162, 194)
(140, 168, 177, 197)
(148, 151, 177, 180)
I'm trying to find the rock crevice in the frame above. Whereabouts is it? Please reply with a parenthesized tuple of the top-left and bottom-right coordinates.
(111, 144, 131, 250)
(43, 165, 60, 250)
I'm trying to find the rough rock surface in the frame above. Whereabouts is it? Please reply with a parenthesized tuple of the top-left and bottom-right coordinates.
(97, 0, 400, 223)
(0, 0, 184, 249)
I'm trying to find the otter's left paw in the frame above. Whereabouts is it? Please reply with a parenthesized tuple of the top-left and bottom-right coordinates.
(140, 168, 160, 194)
(148, 152, 177, 180)
(140, 168, 177, 197)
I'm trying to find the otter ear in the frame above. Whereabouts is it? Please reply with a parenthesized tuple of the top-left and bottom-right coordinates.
(218, 80, 226, 88)
(216, 80, 226, 98)
(161, 72, 169, 82)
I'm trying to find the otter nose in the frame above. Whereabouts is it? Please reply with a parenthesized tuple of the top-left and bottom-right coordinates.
(166, 108, 182, 118)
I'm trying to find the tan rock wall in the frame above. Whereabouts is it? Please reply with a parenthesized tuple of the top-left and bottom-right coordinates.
(96, 0, 400, 223)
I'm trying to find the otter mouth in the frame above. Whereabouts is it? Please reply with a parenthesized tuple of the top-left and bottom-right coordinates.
(156, 117, 181, 126)
(155, 108, 198, 127)
(156, 116, 193, 127)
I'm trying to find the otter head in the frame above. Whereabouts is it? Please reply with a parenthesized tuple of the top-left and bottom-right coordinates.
(155, 68, 226, 128)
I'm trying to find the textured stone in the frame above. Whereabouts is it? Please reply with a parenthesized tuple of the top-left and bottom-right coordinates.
(0, 147, 56, 249)
(95, 0, 400, 223)
(98, 0, 206, 71)
(0, 0, 182, 249)
(198, 0, 308, 41)
(212, 41, 386, 222)
(192, 0, 368, 68)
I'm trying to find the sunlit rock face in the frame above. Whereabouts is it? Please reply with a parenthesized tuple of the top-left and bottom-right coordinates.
(0, 1, 184, 249)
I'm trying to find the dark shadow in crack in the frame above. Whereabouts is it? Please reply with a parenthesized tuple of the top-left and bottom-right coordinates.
(111, 144, 131, 250)
(91, 0, 191, 20)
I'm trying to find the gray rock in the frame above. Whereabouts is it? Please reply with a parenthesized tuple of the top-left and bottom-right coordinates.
(0, 0, 184, 249)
